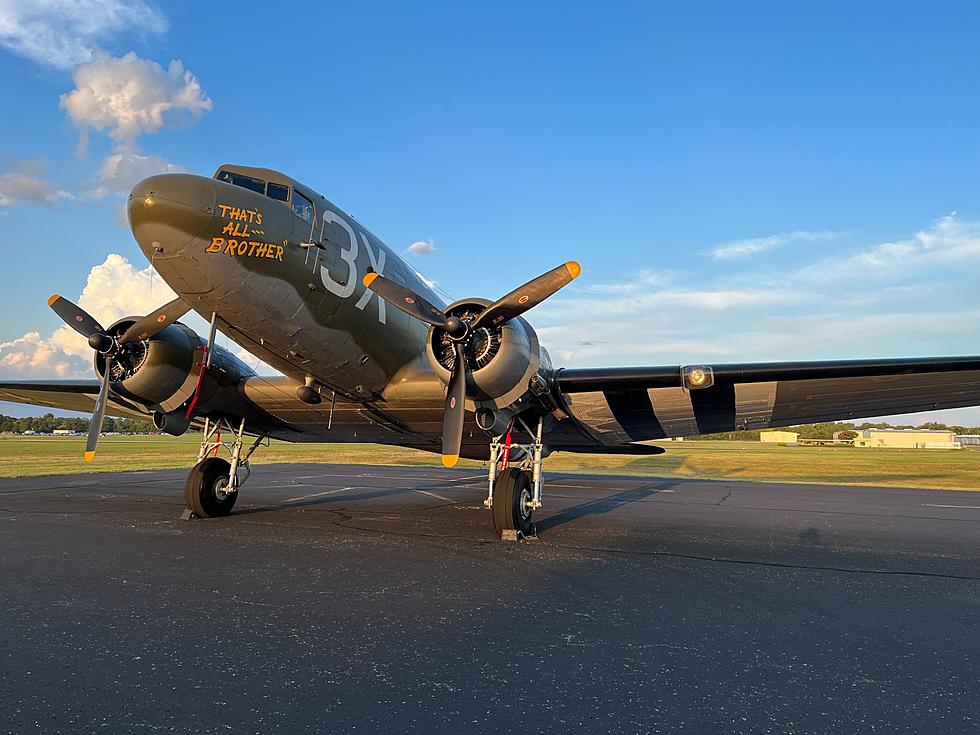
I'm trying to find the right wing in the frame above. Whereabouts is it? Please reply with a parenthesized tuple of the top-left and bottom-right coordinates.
(556, 356, 980, 441)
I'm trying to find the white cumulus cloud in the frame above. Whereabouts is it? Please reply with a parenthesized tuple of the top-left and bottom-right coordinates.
(60, 51, 212, 147)
(405, 240, 437, 257)
(0, 254, 177, 379)
(0, 0, 166, 70)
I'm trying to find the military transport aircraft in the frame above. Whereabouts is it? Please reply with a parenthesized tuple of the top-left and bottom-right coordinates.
(2, 164, 979, 536)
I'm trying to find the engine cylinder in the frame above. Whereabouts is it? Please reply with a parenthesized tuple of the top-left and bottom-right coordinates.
(425, 299, 547, 410)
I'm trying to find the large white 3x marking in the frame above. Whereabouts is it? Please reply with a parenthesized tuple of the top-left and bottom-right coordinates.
(317, 210, 386, 323)
(354, 232, 386, 324)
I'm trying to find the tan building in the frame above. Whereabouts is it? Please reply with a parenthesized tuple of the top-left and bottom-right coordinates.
(852, 429, 961, 449)
(760, 430, 799, 444)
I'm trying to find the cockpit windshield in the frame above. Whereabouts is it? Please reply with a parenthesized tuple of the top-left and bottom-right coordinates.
(216, 170, 265, 194)
(216, 170, 293, 205)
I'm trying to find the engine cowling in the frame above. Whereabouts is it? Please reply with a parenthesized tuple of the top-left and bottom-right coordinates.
(93, 318, 258, 435)
(425, 299, 553, 420)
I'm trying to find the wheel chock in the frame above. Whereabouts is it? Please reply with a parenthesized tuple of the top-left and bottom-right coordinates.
(500, 524, 539, 542)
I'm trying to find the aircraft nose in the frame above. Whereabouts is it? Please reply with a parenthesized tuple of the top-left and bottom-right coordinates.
(128, 173, 217, 256)
(128, 173, 218, 294)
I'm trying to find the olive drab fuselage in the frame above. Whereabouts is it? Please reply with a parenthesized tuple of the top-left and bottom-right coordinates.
(129, 165, 440, 403)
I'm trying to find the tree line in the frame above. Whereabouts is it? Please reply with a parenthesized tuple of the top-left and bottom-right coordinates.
(0, 413, 156, 434)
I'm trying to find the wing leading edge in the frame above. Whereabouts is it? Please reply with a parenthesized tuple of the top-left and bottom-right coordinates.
(557, 356, 980, 441)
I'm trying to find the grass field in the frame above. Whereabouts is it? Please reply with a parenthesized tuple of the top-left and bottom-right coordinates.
(0, 435, 978, 490)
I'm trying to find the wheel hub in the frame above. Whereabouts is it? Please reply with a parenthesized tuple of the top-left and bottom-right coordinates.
(214, 477, 231, 501)
(519, 487, 532, 520)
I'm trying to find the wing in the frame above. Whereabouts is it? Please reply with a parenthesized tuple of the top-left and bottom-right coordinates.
(556, 356, 980, 441)
(0, 380, 151, 421)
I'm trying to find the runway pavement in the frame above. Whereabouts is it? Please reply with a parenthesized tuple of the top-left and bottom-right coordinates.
(1, 463, 978, 733)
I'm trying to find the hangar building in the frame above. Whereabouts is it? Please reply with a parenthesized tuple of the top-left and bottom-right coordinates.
(760, 430, 799, 444)
(852, 429, 961, 449)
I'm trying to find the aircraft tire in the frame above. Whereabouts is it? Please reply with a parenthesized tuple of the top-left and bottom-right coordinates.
(491, 467, 533, 536)
(184, 457, 237, 517)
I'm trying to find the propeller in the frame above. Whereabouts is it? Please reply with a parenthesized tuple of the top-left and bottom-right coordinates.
(119, 297, 191, 344)
(47, 294, 190, 462)
(363, 261, 581, 467)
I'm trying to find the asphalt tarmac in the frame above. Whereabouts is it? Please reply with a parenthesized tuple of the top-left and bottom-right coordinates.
(1, 463, 978, 734)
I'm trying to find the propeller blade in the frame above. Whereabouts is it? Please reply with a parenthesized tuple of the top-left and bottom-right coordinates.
(119, 297, 191, 344)
(441, 342, 467, 468)
(472, 261, 581, 331)
(48, 294, 104, 339)
(362, 273, 449, 329)
(85, 358, 113, 463)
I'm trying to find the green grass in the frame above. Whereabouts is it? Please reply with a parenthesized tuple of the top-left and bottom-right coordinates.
(0, 435, 978, 490)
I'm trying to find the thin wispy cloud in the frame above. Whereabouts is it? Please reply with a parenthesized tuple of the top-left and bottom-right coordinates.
(0, 158, 74, 208)
(535, 214, 980, 379)
(709, 230, 842, 260)
(797, 213, 980, 283)
(0, 0, 167, 69)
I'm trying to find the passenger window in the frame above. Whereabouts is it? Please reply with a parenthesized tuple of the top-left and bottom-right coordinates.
(266, 182, 290, 202)
(292, 190, 315, 224)
(216, 170, 265, 194)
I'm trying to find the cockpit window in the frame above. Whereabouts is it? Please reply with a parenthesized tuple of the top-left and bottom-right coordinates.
(267, 182, 290, 202)
(292, 190, 315, 224)
(216, 170, 265, 194)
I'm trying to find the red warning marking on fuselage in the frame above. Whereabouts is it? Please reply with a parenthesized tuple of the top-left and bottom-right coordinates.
(157, 315, 167, 323)
(405, 297, 415, 304)
(518, 295, 529, 304)
(450, 397, 456, 408)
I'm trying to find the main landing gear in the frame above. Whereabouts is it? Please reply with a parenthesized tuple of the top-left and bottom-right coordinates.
(182, 417, 267, 519)
(485, 416, 545, 540)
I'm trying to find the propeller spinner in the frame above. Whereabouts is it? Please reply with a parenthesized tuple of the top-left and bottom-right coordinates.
(47, 294, 191, 462)
(363, 261, 581, 467)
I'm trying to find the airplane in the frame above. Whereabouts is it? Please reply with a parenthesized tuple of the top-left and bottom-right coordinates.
(2, 163, 979, 537)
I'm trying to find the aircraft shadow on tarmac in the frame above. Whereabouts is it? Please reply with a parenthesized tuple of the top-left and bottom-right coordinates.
(233, 485, 422, 516)
(534, 479, 683, 532)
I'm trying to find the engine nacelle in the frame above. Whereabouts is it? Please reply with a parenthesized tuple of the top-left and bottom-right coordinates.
(425, 299, 553, 414)
(94, 318, 259, 435)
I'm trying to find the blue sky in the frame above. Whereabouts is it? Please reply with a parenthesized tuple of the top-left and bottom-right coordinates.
(1, 1, 979, 424)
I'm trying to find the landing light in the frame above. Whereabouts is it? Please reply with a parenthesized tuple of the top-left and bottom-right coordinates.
(144, 196, 155, 208)
(683, 365, 714, 390)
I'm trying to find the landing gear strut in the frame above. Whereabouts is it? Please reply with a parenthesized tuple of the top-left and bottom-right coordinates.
(485, 415, 544, 539)
(182, 417, 267, 519)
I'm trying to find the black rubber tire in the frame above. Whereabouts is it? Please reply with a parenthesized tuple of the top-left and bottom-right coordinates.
(491, 468, 533, 536)
(184, 457, 237, 517)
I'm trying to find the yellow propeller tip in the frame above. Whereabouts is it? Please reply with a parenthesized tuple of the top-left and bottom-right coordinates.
(565, 261, 582, 279)
(84, 451, 96, 463)
(362, 272, 379, 287)
(48, 294, 61, 306)
(442, 454, 459, 468)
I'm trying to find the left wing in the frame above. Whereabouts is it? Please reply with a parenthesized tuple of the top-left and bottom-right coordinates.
(0, 380, 151, 421)
(556, 356, 980, 441)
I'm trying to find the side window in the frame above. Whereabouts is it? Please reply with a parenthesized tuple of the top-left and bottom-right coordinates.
(266, 182, 290, 202)
(292, 190, 315, 224)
